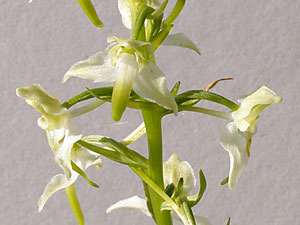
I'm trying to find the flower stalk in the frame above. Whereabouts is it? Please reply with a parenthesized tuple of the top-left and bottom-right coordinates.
(142, 110, 173, 225)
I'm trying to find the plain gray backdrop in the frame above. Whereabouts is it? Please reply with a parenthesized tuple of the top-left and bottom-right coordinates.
(1, 0, 300, 224)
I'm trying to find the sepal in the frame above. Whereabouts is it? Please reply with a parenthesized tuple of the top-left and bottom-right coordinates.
(163, 33, 200, 55)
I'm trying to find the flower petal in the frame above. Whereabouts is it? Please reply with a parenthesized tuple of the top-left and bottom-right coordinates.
(63, 50, 116, 83)
(163, 154, 196, 196)
(55, 134, 82, 178)
(220, 122, 249, 189)
(111, 52, 138, 121)
(133, 62, 178, 114)
(232, 86, 282, 132)
(163, 33, 200, 55)
(38, 173, 78, 212)
(106, 196, 151, 217)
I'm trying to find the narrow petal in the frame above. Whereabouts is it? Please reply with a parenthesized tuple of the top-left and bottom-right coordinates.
(106, 196, 151, 217)
(63, 50, 116, 83)
(220, 122, 249, 189)
(133, 62, 178, 114)
(38, 173, 78, 212)
(163, 33, 200, 55)
(111, 52, 138, 121)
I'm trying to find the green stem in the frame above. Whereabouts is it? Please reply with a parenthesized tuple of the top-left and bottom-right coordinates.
(142, 110, 173, 225)
(131, 167, 180, 212)
(68, 100, 104, 118)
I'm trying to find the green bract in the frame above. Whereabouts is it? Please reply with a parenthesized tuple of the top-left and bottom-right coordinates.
(220, 86, 282, 189)
(16, 84, 102, 211)
(64, 37, 177, 121)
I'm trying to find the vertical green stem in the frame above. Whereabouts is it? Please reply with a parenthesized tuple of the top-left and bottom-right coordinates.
(142, 110, 173, 225)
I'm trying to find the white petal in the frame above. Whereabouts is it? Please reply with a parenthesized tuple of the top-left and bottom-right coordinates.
(133, 62, 178, 114)
(232, 86, 282, 132)
(220, 123, 249, 189)
(163, 154, 196, 196)
(106, 196, 151, 217)
(163, 33, 200, 55)
(38, 173, 78, 212)
(63, 50, 116, 83)
(118, 0, 132, 29)
(16, 84, 64, 115)
(55, 134, 82, 178)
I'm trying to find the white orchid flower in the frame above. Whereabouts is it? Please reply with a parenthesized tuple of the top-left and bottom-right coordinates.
(64, 37, 177, 121)
(106, 154, 211, 225)
(220, 86, 282, 189)
(16, 84, 102, 211)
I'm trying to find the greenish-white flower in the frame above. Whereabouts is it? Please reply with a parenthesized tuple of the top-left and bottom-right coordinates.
(16, 84, 102, 211)
(106, 154, 211, 225)
(220, 86, 282, 189)
(64, 37, 178, 121)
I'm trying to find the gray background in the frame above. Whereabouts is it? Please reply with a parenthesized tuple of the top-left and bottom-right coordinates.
(1, 0, 299, 224)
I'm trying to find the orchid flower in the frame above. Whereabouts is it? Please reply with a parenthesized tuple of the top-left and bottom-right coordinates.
(64, 36, 178, 121)
(16, 84, 102, 211)
(220, 86, 282, 189)
(106, 154, 211, 225)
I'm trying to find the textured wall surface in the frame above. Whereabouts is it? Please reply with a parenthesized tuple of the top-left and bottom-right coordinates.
(1, 0, 299, 225)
